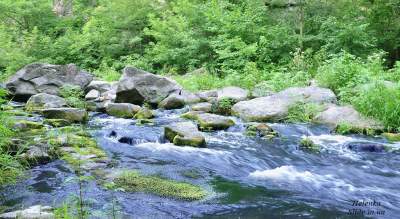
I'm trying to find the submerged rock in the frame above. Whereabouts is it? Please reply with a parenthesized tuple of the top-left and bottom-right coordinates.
(41, 108, 88, 123)
(159, 93, 185, 109)
(6, 63, 92, 101)
(346, 142, 386, 153)
(106, 103, 141, 118)
(0, 205, 54, 219)
(25, 93, 67, 110)
(115, 67, 181, 105)
(245, 123, 278, 138)
(299, 137, 320, 152)
(164, 122, 206, 147)
(232, 86, 336, 122)
(314, 105, 383, 134)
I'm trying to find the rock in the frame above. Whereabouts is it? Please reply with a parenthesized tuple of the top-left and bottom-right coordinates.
(299, 138, 320, 152)
(346, 142, 386, 152)
(134, 108, 154, 119)
(13, 120, 44, 131)
(159, 93, 185, 109)
(115, 67, 181, 105)
(164, 122, 206, 147)
(118, 137, 133, 145)
(382, 133, 400, 142)
(211, 97, 236, 115)
(86, 80, 113, 93)
(0, 205, 54, 219)
(85, 89, 100, 100)
(191, 102, 212, 112)
(6, 63, 92, 101)
(43, 119, 71, 127)
(196, 90, 218, 102)
(106, 103, 141, 118)
(41, 108, 88, 123)
(182, 112, 235, 131)
(22, 145, 52, 165)
(25, 93, 67, 110)
(245, 123, 278, 138)
(217, 86, 248, 102)
(232, 86, 337, 122)
(314, 105, 383, 133)
(180, 90, 201, 104)
(86, 100, 111, 112)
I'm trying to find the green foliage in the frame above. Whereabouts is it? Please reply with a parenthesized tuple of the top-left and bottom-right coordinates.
(299, 138, 320, 152)
(211, 98, 235, 116)
(350, 82, 400, 132)
(113, 170, 207, 200)
(286, 102, 324, 123)
(59, 85, 86, 109)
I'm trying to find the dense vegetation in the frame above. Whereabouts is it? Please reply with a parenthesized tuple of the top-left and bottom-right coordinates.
(0, 0, 399, 131)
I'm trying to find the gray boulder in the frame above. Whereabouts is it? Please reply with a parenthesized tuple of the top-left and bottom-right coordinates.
(164, 122, 206, 147)
(180, 90, 201, 104)
(191, 102, 212, 112)
(314, 105, 383, 131)
(232, 86, 336, 122)
(217, 86, 248, 102)
(6, 63, 93, 101)
(196, 90, 218, 102)
(22, 145, 52, 165)
(26, 93, 67, 110)
(106, 103, 141, 118)
(86, 80, 113, 93)
(0, 205, 54, 219)
(41, 108, 88, 123)
(115, 67, 181, 105)
(85, 89, 100, 100)
(159, 93, 185, 109)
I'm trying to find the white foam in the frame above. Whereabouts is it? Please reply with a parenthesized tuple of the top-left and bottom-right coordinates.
(135, 142, 231, 156)
(249, 165, 315, 182)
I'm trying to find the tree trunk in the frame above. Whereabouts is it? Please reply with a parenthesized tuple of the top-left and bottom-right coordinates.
(53, 0, 73, 17)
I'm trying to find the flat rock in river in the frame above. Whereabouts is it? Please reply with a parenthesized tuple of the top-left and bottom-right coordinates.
(41, 108, 88, 123)
(232, 86, 337, 122)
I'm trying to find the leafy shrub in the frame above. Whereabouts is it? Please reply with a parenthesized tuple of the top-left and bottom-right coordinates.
(211, 98, 236, 116)
(59, 85, 86, 109)
(351, 81, 400, 132)
(286, 102, 325, 123)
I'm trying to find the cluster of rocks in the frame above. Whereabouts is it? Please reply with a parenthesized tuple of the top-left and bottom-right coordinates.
(3, 63, 388, 150)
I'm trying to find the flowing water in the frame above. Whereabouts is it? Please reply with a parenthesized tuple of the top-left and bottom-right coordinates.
(1, 107, 399, 218)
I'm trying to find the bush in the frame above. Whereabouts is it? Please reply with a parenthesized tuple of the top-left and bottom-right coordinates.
(59, 85, 86, 109)
(351, 81, 400, 132)
(211, 98, 236, 115)
(286, 102, 325, 123)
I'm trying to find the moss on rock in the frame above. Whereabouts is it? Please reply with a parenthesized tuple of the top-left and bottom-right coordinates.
(299, 138, 320, 152)
(134, 108, 154, 119)
(382, 133, 400, 142)
(44, 119, 71, 127)
(113, 170, 206, 200)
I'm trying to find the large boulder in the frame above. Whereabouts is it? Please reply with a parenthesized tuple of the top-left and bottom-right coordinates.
(217, 86, 248, 102)
(85, 89, 100, 100)
(115, 67, 181, 105)
(0, 205, 54, 219)
(164, 122, 206, 147)
(232, 86, 336, 122)
(159, 93, 185, 109)
(26, 93, 67, 110)
(314, 105, 383, 132)
(180, 90, 202, 104)
(41, 108, 88, 123)
(86, 80, 114, 93)
(106, 103, 141, 118)
(6, 63, 93, 101)
(196, 90, 218, 102)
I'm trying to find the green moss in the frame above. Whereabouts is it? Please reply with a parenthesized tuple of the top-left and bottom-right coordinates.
(13, 120, 44, 131)
(382, 133, 400, 142)
(134, 108, 154, 119)
(198, 118, 235, 131)
(211, 97, 235, 115)
(335, 123, 377, 136)
(173, 135, 206, 147)
(181, 111, 201, 120)
(181, 169, 202, 179)
(136, 119, 154, 125)
(113, 170, 206, 200)
(299, 138, 320, 152)
(44, 119, 71, 127)
(245, 123, 278, 138)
